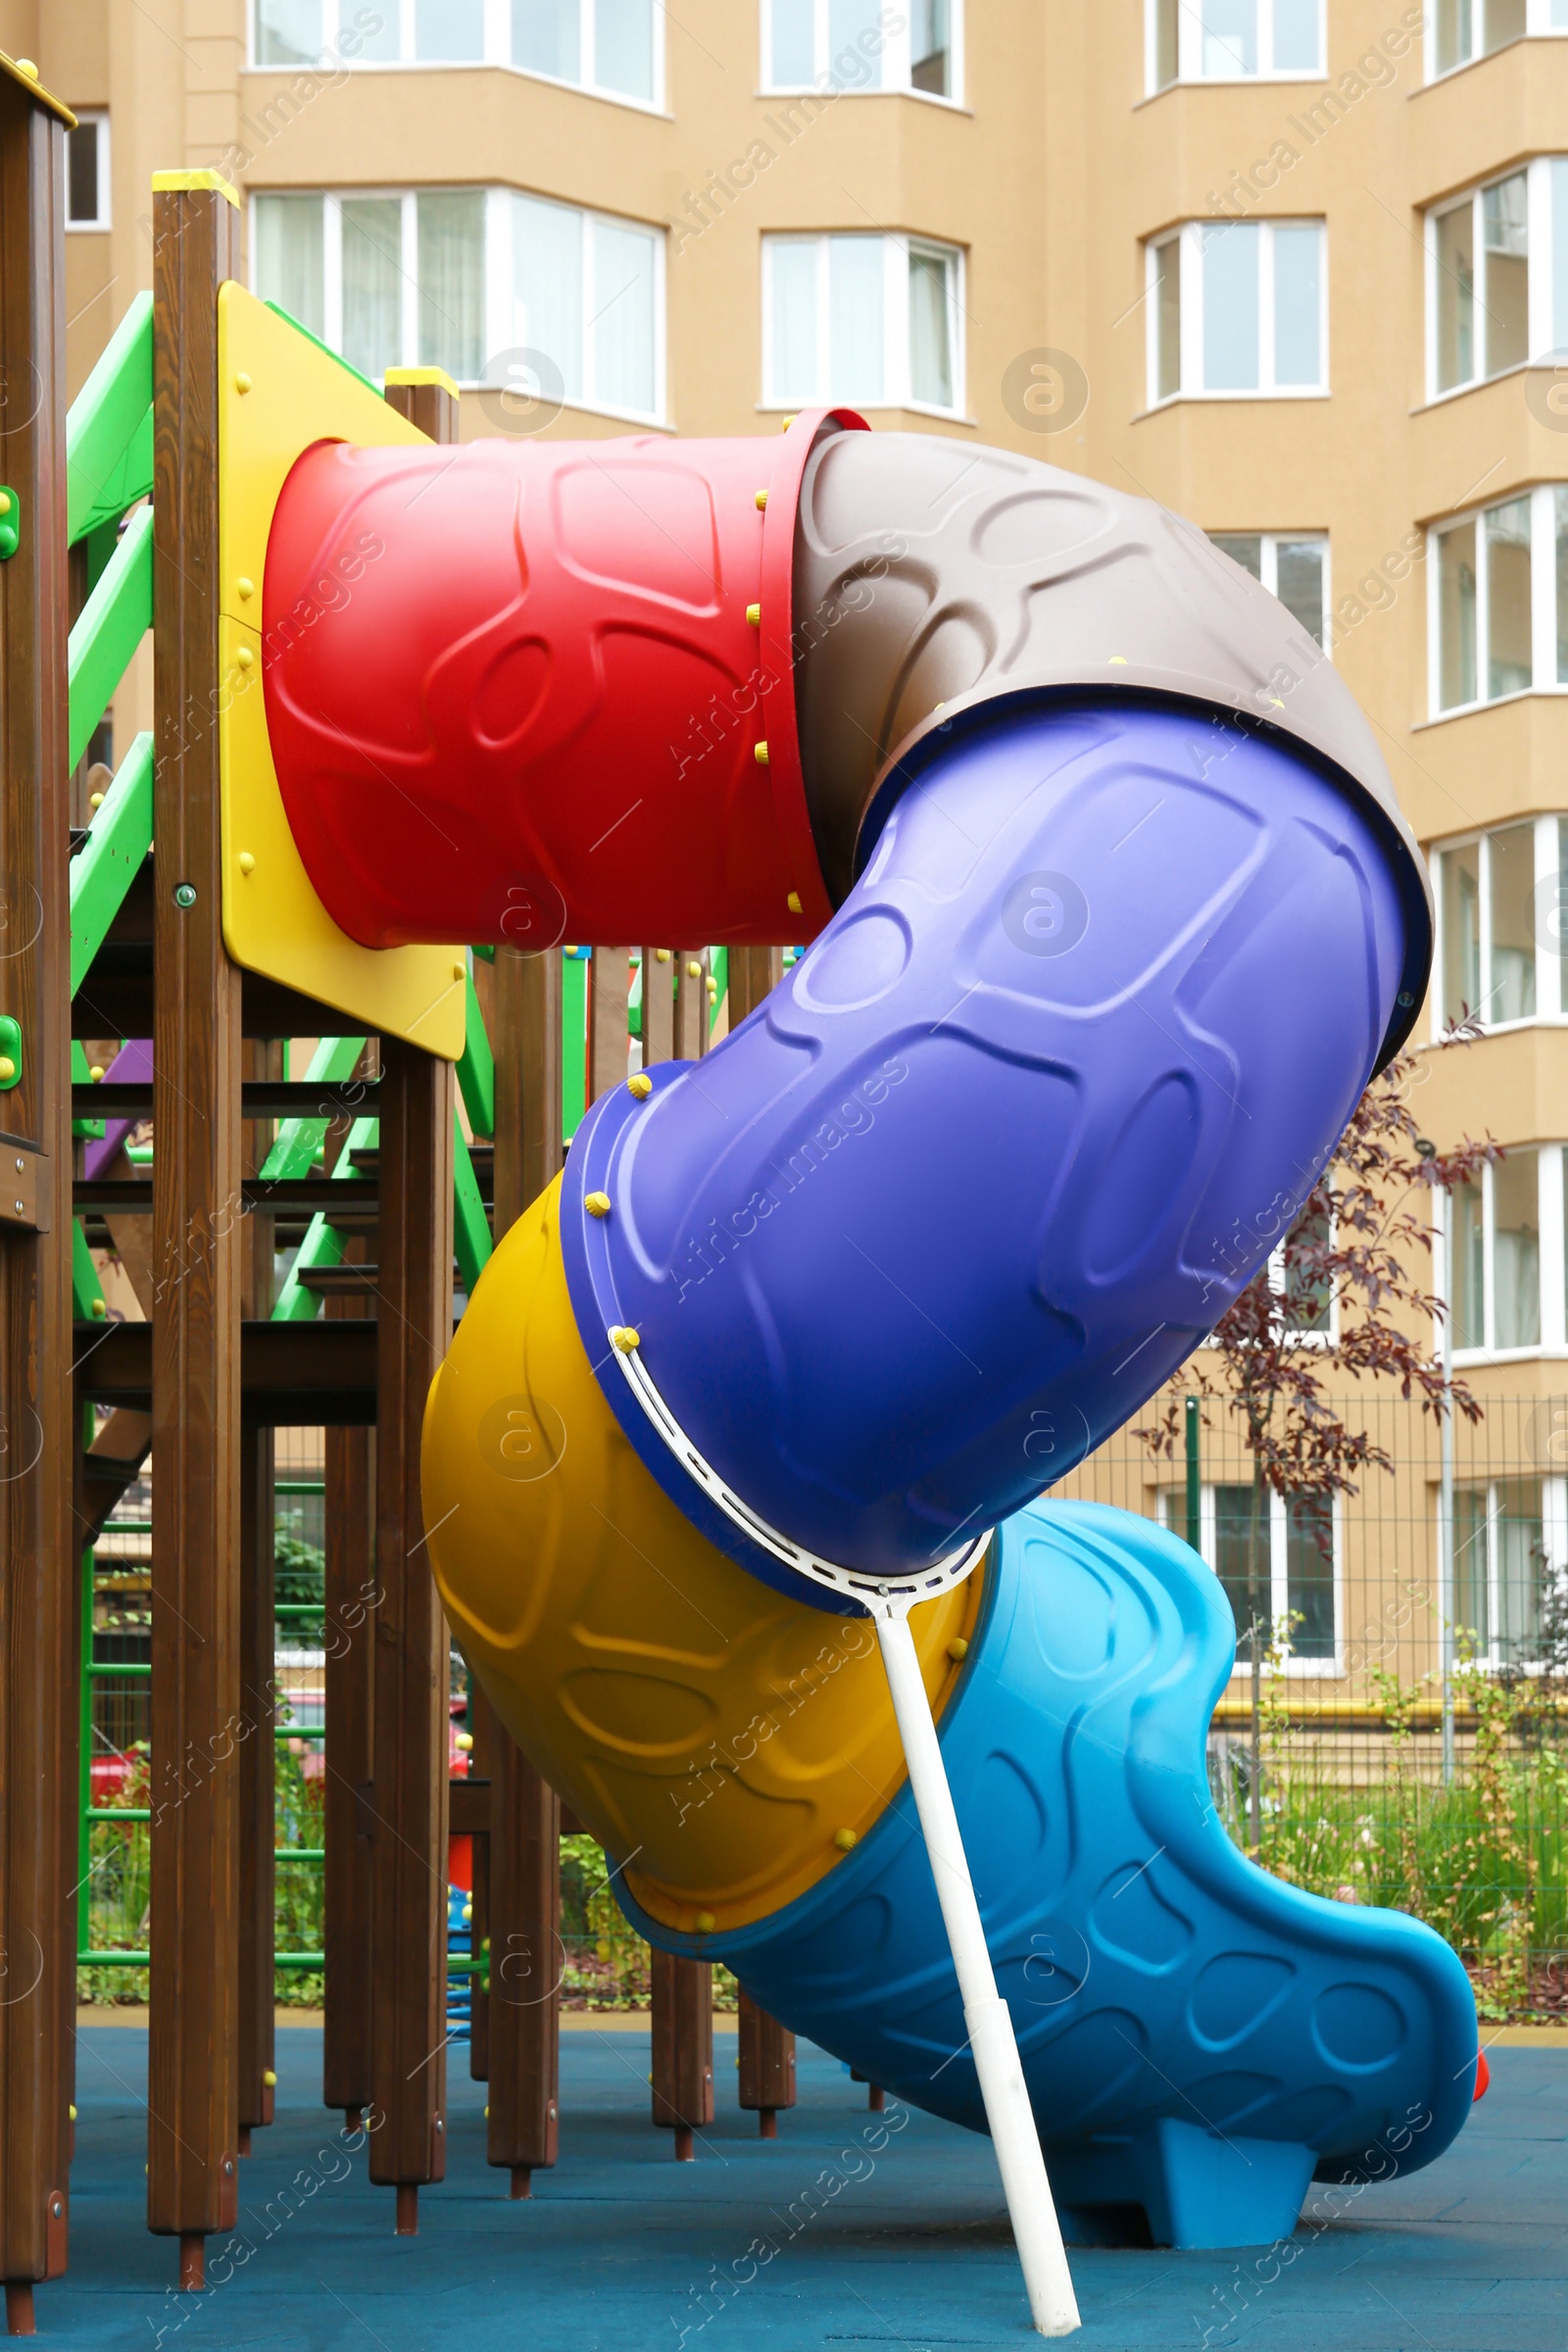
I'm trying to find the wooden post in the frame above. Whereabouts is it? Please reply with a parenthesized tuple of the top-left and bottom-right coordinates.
(737, 1990, 796, 2139)
(651, 1949, 713, 2162)
(0, 64, 74, 2340)
(236, 1431, 275, 2155)
(672, 952, 708, 1060)
(321, 1308, 374, 2128)
(588, 948, 633, 1100)
(726, 947, 782, 1031)
(465, 1684, 493, 2083)
(640, 947, 675, 1067)
(149, 173, 243, 2290)
(237, 1043, 279, 2152)
(485, 945, 562, 2198)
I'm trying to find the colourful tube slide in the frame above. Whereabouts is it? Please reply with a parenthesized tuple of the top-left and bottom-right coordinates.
(263, 412, 1474, 2247)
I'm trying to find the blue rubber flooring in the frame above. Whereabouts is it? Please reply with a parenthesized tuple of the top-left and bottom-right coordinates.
(38, 2028, 1565, 2349)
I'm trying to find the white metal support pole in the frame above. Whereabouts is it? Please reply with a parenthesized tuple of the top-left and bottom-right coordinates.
(1440, 1202, 1455, 1786)
(873, 1601, 1080, 2337)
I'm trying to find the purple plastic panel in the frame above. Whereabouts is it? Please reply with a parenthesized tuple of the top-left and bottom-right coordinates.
(561, 695, 1408, 1586)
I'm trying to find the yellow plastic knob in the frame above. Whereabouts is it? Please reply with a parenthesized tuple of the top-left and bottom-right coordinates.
(585, 1192, 612, 1217)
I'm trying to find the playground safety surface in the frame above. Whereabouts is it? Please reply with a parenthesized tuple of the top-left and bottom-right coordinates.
(47, 2027, 1565, 2350)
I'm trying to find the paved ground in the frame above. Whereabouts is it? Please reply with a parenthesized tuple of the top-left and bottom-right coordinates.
(33, 2026, 1565, 2349)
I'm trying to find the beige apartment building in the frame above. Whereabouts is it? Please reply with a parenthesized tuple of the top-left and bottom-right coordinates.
(19, 0, 1568, 1705)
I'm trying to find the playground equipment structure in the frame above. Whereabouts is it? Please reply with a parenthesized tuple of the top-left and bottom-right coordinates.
(0, 63, 1480, 2338)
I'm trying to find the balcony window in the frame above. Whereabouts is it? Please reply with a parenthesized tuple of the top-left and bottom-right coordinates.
(1428, 485, 1568, 713)
(1148, 220, 1326, 402)
(1158, 1484, 1338, 1665)
(1432, 817, 1568, 1026)
(762, 1, 961, 100)
(763, 233, 963, 413)
(1430, 0, 1537, 76)
(252, 185, 664, 419)
(1208, 531, 1328, 646)
(1148, 0, 1324, 90)
(1441, 1144, 1568, 1360)
(251, 0, 662, 104)
(1428, 158, 1568, 396)
(1452, 1480, 1550, 1670)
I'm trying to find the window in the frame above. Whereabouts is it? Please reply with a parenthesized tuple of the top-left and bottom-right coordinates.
(251, 0, 662, 105)
(1147, 220, 1326, 401)
(762, 1, 961, 100)
(1429, 0, 1547, 78)
(1148, 0, 1324, 90)
(1427, 159, 1568, 396)
(66, 112, 109, 230)
(1208, 532, 1328, 647)
(1451, 1479, 1557, 1670)
(1441, 1143, 1568, 1357)
(1157, 1483, 1339, 1665)
(1429, 485, 1568, 714)
(762, 234, 963, 414)
(251, 186, 664, 418)
(1433, 817, 1568, 1026)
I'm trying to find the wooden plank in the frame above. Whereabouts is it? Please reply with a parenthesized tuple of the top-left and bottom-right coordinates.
(368, 1036, 454, 2231)
(74, 1318, 380, 1421)
(588, 948, 632, 1101)
(726, 946, 782, 1030)
(149, 178, 243, 2287)
(737, 1990, 796, 2138)
(484, 945, 563, 2196)
(640, 946, 675, 1066)
(0, 76, 74, 2337)
(236, 1430, 275, 2151)
(464, 1692, 493, 2083)
(673, 951, 708, 1060)
(650, 1949, 713, 2161)
(322, 1241, 375, 2127)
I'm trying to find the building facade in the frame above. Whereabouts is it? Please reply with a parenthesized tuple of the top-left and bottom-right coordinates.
(23, 0, 1568, 1700)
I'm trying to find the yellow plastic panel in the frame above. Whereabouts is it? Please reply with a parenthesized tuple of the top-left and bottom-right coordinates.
(422, 1173, 983, 1936)
(217, 280, 466, 1057)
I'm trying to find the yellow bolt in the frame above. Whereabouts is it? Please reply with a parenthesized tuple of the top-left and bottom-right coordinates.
(754, 741, 769, 766)
(236, 646, 255, 669)
(456, 1731, 473, 1751)
(91, 1298, 108, 1318)
(237, 852, 255, 875)
(686, 959, 703, 979)
(656, 947, 671, 962)
(88, 1063, 105, 1081)
(1108, 654, 1128, 666)
(462, 1903, 472, 1922)
(746, 603, 761, 626)
(235, 371, 253, 393)
(237, 576, 255, 600)
(484, 2105, 490, 2118)
(89, 790, 105, 809)
(611, 1326, 641, 1352)
(0, 1057, 14, 1082)
(262, 2069, 277, 2088)
(453, 960, 466, 981)
(754, 488, 768, 511)
(786, 891, 803, 915)
(833, 1828, 858, 1852)
(695, 1910, 716, 1933)
(948, 1637, 969, 1662)
(585, 1191, 612, 1218)
(627, 1071, 654, 1099)
(15, 59, 37, 77)
(69, 2105, 76, 2123)
(782, 414, 797, 430)
(564, 944, 579, 955)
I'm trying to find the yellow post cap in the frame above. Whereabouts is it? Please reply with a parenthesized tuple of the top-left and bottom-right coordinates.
(152, 168, 240, 209)
(385, 365, 461, 401)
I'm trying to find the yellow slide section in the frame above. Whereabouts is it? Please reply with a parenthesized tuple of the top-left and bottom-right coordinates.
(422, 1176, 982, 1936)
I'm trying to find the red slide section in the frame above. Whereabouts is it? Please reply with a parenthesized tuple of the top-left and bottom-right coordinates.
(262, 409, 864, 952)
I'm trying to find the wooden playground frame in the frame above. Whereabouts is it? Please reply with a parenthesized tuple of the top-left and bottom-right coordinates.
(0, 74, 799, 2333)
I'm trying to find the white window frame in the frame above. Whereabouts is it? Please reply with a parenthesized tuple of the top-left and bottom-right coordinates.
(248, 0, 665, 115)
(760, 231, 966, 417)
(1423, 157, 1568, 402)
(249, 183, 667, 424)
(1426, 482, 1562, 718)
(759, 1, 964, 105)
(1208, 529, 1332, 651)
(65, 110, 110, 232)
(1430, 816, 1568, 1031)
(1145, 0, 1327, 92)
(1437, 1144, 1567, 1359)
(1158, 1482, 1343, 1675)
(1425, 0, 1567, 83)
(1443, 1474, 1566, 1674)
(1146, 219, 1329, 404)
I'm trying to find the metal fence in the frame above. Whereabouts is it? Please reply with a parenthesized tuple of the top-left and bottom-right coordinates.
(1055, 1391, 1568, 2019)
